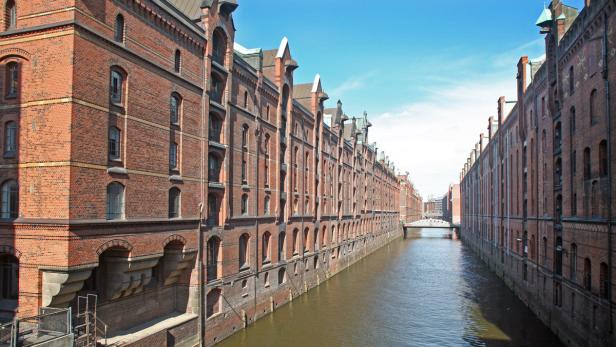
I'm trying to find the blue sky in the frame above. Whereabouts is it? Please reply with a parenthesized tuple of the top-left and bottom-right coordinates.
(234, 0, 586, 198)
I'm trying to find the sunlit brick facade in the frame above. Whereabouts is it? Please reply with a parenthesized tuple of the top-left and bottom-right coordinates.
(460, 1, 616, 346)
(398, 174, 422, 224)
(0, 0, 405, 344)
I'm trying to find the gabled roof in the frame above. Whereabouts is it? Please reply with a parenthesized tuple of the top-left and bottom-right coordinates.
(276, 37, 289, 58)
(293, 83, 313, 99)
(167, 0, 202, 20)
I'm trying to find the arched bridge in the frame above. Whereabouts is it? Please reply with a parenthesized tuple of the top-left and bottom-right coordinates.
(404, 218, 453, 229)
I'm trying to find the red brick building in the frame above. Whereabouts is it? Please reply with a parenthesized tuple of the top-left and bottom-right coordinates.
(444, 184, 460, 225)
(460, 1, 616, 345)
(0, 0, 404, 345)
(398, 174, 422, 224)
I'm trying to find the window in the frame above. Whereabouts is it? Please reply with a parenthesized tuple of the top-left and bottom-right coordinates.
(600, 262, 609, 299)
(174, 50, 181, 73)
(571, 150, 577, 176)
(212, 29, 226, 65)
(170, 94, 180, 125)
(241, 194, 248, 215)
(169, 142, 178, 170)
(584, 147, 591, 180)
(210, 75, 224, 104)
(108, 126, 121, 160)
(209, 113, 223, 142)
(243, 91, 248, 108)
(106, 182, 124, 220)
(207, 194, 219, 226)
(4, 121, 16, 157)
(303, 228, 309, 253)
(5, 62, 18, 98)
(207, 236, 221, 281)
(568, 65, 574, 95)
(262, 232, 271, 263)
(590, 89, 599, 125)
(264, 135, 270, 187)
(6, 0, 16, 30)
(208, 153, 221, 183)
(206, 289, 221, 318)
(265, 105, 270, 121)
(239, 233, 249, 269)
(278, 232, 286, 261)
(570, 243, 577, 283)
(599, 140, 608, 177)
(0, 254, 18, 301)
(572, 193, 577, 216)
(278, 268, 286, 285)
(264, 195, 270, 215)
(292, 229, 299, 255)
(168, 188, 180, 218)
(114, 14, 124, 43)
(0, 180, 17, 219)
(570, 107, 576, 135)
(584, 258, 592, 290)
(241, 125, 248, 184)
(110, 69, 124, 105)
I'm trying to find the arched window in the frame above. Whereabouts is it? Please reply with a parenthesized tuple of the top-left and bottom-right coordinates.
(570, 107, 576, 135)
(542, 237, 547, 265)
(570, 243, 577, 283)
(206, 288, 221, 318)
(241, 125, 248, 184)
(239, 233, 250, 269)
(5, 62, 18, 98)
(170, 94, 181, 125)
(568, 65, 574, 95)
(313, 228, 318, 251)
(174, 49, 181, 73)
(264, 195, 270, 215)
(278, 232, 286, 261)
(206, 236, 221, 281)
(4, 121, 17, 157)
(209, 113, 223, 142)
(212, 29, 227, 65)
(241, 194, 248, 215)
(110, 68, 125, 105)
(264, 134, 270, 187)
(114, 14, 124, 43)
(292, 229, 299, 255)
(106, 182, 124, 220)
(554, 236, 563, 275)
(108, 126, 121, 160)
(590, 89, 599, 125)
(600, 262, 609, 299)
(583, 258, 592, 290)
(0, 254, 18, 303)
(277, 267, 286, 285)
(5, 0, 16, 30)
(599, 140, 608, 177)
(208, 153, 221, 183)
(262, 232, 271, 263)
(0, 180, 17, 219)
(303, 228, 309, 253)
(168, 187, 180, 218)
(207, 193, 219, 226)
(243, 91, 248, 108)
(554, 122, 562, 151)
(168, 142, 179, 170)
(584, 147, 591, 180)
(241, 124, 248, 148)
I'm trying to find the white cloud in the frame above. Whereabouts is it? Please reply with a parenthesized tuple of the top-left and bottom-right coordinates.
(370, 74, 517, 198)
(329, 71, 377, 98)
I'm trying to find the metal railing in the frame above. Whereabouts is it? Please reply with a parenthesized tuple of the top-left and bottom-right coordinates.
(0, 307, 72, 347)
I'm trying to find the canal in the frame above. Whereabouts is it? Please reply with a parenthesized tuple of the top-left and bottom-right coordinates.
(218, 228, 563, 347)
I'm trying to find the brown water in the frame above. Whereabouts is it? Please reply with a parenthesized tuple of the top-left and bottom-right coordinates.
(218, 228, 564, 347)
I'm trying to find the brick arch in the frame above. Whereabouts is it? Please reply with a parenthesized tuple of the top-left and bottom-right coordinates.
(96, 239, 133, 255)
(0, 47, 31, 61)
(163, 234, 186, 248)
(0, 245, 21, 258)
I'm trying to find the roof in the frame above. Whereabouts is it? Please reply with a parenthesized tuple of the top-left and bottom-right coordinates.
(293, 83, 312, 99)
(167, 0, 202, 20)
(262, 49, 277, 67)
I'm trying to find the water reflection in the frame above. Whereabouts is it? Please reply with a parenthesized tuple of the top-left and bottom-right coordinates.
(218, 228, 562, 347)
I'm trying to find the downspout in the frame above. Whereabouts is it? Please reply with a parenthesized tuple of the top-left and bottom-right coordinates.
(301, 117, 306, 291)
(197, 204, 204, 347)
(254, 116, 260, 324)
(602, 10, 613, 334)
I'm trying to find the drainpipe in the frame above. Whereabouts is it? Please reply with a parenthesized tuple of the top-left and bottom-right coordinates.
(254, 116, 261, 324)
(602, 10, 613, 334)
(301, 117, 306, 292)
(197, 204, 204, 347)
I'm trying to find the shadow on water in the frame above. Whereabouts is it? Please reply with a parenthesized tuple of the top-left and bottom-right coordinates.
(218, 228, 563, 347)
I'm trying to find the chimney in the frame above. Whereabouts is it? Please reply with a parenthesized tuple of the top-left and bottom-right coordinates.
(497, 96, 506, 125)
(479, 133, 485, 152)
(488, 117, 494, 139)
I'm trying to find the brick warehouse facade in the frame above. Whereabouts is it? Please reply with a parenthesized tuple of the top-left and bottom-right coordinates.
(398, 174, 422, 224)
(0, 0, 404, 346)
(460, 1, 616, 346)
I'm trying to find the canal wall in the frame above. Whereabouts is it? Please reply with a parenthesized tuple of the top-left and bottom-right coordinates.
(205, 226, 404, 345)
(460, 232, 615, 347)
